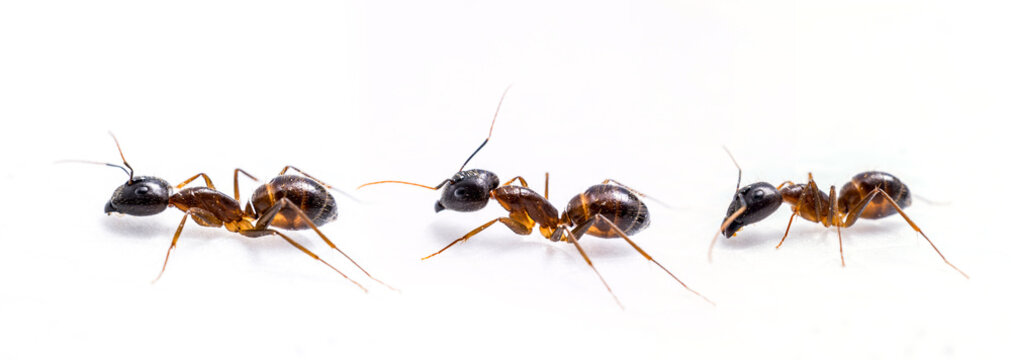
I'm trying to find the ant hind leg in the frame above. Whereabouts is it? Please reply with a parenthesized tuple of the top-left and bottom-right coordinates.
(573, 214, 714, 305)
(240, 228, 367, 293)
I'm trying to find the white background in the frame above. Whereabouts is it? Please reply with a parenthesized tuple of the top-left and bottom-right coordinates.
(1, 1, 1008, 359)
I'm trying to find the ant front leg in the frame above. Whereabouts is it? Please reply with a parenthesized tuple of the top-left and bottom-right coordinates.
(239, 228, 367, 293)
(175, 173, 216, 190)
(806, 173, 830, 228)
(571, 215, 714, 305)
(500, 176, 529, 187)
(255, 198, 396, 291)
(841, 188, 968, 278)
(422, 214, 534, 260)
(153, 210, 192, 283)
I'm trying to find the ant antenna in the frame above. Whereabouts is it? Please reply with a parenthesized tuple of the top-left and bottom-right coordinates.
(722, 146, 741, 192)
(708, 147, 746, 263)
(456, 84, 512, 172)
(357, 86, 513, 192)
(357, 179, 450, 191)
(55, 132, 135, 183)
(109, 132, 135, 183)
(54, 159, 132, 177)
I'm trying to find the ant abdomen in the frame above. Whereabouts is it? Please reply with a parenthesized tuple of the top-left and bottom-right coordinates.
(838, 171, 911, 219)
(562, 184, 650, 238)
(250, 174, 338, 230)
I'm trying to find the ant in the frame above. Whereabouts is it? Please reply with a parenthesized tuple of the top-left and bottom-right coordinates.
(708, 148, 968, 279)
(358, 87, 713, 308)
(69, 134, 393, 292)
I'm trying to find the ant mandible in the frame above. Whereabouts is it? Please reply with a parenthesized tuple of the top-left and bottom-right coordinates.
(71, 134, 393, 292)
(708, 148, 968, 278)
(359, 87, 713, 308)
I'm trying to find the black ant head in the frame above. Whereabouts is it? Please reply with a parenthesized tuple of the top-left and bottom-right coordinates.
(105, 176, 173, 216)
(435, 169, 500, 213)
(722, 182, 782, 238)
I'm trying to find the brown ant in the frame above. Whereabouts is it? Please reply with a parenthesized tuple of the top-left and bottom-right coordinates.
(708, 148, 968, 278)
(358, 87, 713, 308)
(69, 134, 393, 292)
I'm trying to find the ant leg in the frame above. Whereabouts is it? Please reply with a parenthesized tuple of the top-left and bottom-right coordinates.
(708, 197, 746, 263)
(776, 176, 820, 249)
(501, 176, 529, 187)
(558, 227, 624, 310)
(240, 229, 368, 293)
(175, 173, 216, 190)
(602, 179, 671, 209)
(827, 185, 845, 266)
(422, 216, 533, 260)
(775, 211, 799, 249)
(153, 211, 191, 283)
(805, 173, 830, 228)
(232, 168, 260, 203)
(278, 166, 359, 202)
(573, 215, 715, 305)
(776, 181, 796, 190)
(842, 188, 968, 278)
(544, 172, 549, 200)
(255, 198, 396, 291)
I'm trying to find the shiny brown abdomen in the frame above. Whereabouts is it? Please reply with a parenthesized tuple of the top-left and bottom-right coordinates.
(838, 171, 911, 219)
(169, 187, 245, 227)
(250, 175, 338, 230)
(562, 184, 650, 238)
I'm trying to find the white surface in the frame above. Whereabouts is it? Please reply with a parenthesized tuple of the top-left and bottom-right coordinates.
(1, 1, 1008, 359)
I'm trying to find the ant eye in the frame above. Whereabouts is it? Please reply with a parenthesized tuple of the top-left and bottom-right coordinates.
(135, 186, 150, 195)
(454, 188, 473, 198)
(751, 189, 765, 200)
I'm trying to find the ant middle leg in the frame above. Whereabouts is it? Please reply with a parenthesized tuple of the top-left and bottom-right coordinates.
(422, 215, 534, 260)
(255, 198, 396, 291)
(827, 185, 845, 266)
(232, 168, 260, 203)
(572, 214, 714, 305)
(239, 228, 367, 293)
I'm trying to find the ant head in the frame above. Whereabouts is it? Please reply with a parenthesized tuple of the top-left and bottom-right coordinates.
(106, 176, 172, 216)
(435, 169, 499, 213)
(722, 182, 782, 238)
